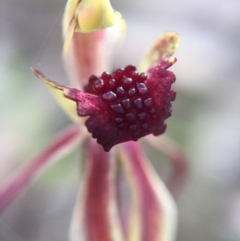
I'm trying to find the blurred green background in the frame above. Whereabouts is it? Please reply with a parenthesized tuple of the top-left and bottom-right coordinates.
(1, 0, 240, 240)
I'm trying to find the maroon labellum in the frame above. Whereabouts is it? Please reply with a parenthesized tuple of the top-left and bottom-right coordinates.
(65, 60, 176, 151)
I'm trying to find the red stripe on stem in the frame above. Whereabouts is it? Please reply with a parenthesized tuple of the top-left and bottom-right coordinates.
(122, 141, 163, 241)
(121, 141, 177, 241)
(82, 141, 119, 241)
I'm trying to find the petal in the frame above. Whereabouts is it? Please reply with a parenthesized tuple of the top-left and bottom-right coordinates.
(139, 32, 180, 72)
(63, 0, 116, 37)
(145, 135, 188, 198)
(31, 67, 82, 123)
(0, 125, 86, 213)
(70, 140, 124, 241)
(76, 0, 115, 32)
(119, 141, 177, 241)
(63, 11, 126, 87)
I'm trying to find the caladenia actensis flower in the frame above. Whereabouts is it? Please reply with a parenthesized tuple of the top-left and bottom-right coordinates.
(0, 0, 188, 240)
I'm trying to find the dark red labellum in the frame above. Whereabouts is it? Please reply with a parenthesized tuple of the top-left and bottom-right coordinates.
(73, 61, 177, 151)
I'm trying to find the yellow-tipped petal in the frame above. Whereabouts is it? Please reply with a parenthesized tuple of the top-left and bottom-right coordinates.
(63, 0, 120, 54)
(139, 32, 180, 72)
(31, 68, 82, 123)
(77, 0, 115, 32)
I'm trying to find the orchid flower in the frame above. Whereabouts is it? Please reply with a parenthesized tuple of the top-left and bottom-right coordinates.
(0, 0, 188, 240)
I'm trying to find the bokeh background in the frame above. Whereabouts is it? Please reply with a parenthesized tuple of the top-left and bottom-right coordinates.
(1, 0, 240, 240)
